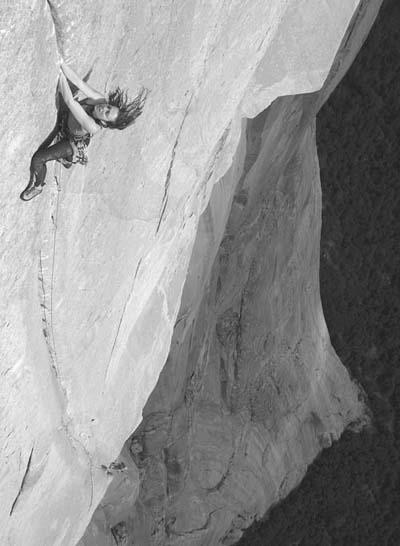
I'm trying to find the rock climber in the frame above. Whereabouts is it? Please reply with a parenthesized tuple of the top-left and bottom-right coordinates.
(20, 59, 146, 201)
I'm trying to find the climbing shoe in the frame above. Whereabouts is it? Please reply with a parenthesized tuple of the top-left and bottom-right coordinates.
(20, 183, 43, 201)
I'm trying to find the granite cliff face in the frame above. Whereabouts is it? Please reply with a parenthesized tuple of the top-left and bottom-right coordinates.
(237, 1, 400, 542)
(0, 1, 378, 545)
(81, 3, 383, 543)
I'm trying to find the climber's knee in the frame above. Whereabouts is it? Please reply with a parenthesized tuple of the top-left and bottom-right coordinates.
(30, 150, 45, 173)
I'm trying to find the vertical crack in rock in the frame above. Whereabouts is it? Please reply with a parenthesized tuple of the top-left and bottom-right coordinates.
(104, 258, 143, 385)
(38, 175, 61, 382)
(38, 168, 95, 511)
(156, 95, 193, 234)
(9, 447, 34, 516)
(46, 0, 63, 54)
(199, 123, 232, 195)
(38, 249, 58, 376)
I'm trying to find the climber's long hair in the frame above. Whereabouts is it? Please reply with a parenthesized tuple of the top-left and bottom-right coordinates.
(106, 87, 148, 130)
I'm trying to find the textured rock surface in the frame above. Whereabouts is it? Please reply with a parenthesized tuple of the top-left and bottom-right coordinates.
(0, 1, 367, 545)
(82, 2, 382, 546)
(117, 105, 366, 546)
(238, 1, 400, 543)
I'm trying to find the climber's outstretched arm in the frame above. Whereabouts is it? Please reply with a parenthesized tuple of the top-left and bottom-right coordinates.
(58, 72, 101, 134)
(60, 60, 106, 101)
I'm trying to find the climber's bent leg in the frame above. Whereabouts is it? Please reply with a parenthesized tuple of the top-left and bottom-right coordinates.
(30, 139, 74, 186)
(20, 139, 74, 201)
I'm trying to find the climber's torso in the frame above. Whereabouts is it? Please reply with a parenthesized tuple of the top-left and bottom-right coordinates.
(67, 102, 93, 138)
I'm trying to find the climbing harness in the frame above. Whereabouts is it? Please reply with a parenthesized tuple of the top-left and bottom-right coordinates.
(56, 108, 91, 167)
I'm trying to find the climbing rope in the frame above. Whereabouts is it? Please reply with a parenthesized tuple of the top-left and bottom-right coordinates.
(38, 165, 95, 509)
